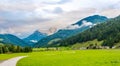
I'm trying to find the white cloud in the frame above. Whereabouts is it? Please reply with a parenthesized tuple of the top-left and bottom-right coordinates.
(100, 9, 120, 18)
(65, 25, 80, 30)
(81, 20, 93, 27)
(0, 0, 120, 38)
(30, 40, 38, 43)
(64, 20, 93, 30)
(34, 8, 59, 18)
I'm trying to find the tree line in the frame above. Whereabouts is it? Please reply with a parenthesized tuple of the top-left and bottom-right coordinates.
(0, 44, 32, 54)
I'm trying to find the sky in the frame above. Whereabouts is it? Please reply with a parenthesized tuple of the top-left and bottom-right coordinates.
(0, 0, 120, 38)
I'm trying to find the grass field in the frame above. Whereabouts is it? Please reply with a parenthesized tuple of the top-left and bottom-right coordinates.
(17, 49, 120, 66)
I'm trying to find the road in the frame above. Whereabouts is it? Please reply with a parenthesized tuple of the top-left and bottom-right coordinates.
(0, 56, 26, 66)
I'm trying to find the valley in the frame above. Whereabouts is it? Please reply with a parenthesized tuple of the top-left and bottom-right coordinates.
(17, 50, 120, 66)
(0, 15, 120, 66)
(1, 49, 120, 66)
(0, 0, 120, 66)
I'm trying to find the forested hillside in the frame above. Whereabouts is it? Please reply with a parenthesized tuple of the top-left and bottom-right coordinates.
(59, 15, 120, 48)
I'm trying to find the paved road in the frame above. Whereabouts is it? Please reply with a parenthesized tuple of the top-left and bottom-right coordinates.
(0, 61, 3, 63)
(0, 56, 26, 66)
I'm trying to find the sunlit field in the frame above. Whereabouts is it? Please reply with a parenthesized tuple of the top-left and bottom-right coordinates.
(17, 49, 120, 66)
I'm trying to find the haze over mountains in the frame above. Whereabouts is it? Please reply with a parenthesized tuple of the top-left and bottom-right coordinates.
(35, 15, 108, 47)
(0, 0, 120, 39)
(2, 14, 120, 48)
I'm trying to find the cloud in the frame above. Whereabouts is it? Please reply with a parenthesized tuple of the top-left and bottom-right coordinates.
(53, 7, 63, 14)
(65, 25, 80, 30)
(81, 21, 93, 27)
(0, 0, 120, 38)
(100, 9, 120, 18)
(30, 40, 38, 43)
(43, 0, 71, 4)
(65, 20, 93, 30)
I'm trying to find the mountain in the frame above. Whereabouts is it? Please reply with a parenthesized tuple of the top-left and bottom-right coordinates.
(59, 15, 120, 48)
(23, 30, 47, 45)
(73, 15, 108, 25)
(0, 34, 29, 47)
(35, 15, 108, 47)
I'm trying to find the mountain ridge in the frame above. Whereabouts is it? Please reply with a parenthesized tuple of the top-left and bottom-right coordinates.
(35, 15, 108, 47)
(58, 15, 120, 48)
(0, 34, 29, 47)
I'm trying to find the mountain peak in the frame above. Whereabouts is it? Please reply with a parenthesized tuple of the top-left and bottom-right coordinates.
(34, 30, 40, 33)
(23, 30, 47, 45)
(92, 15, 103, 17)
(74, 15, 108, 26)
(34, 30, 41, 34)
(89, 15, 108, 19)
(35, 30, 48, 35)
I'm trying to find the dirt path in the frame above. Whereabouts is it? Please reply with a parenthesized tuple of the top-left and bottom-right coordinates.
(0, 56, 27, 66)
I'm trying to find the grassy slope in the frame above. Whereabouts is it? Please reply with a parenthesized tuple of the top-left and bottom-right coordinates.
(17, 49, 120, 66)
(72, 39, 103, 49)
(114, 42, 120, 48)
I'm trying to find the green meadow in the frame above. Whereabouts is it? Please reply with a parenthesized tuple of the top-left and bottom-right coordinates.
(1, 49, 120, 66)
(14, 49, 120, 66)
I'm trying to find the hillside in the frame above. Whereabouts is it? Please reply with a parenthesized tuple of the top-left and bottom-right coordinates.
(35, 15, 108, 47)
(59, 15, 120, 48)
(0, 34, 29, 47)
